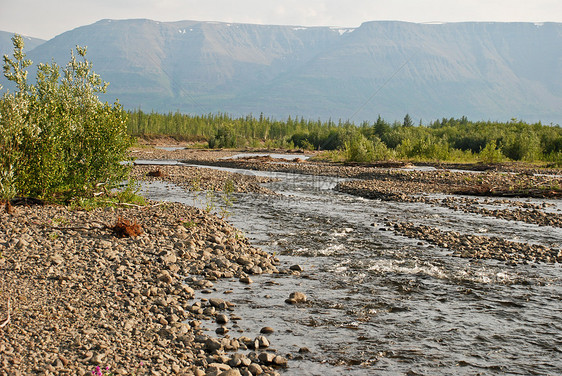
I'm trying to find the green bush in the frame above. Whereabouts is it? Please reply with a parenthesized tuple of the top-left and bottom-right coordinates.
(344, 134, 376, 163)
(478, 140, 504, 164)
(501, 132, 542, 161)
(208, 125, 237, 148)
(370, 136, 395, 161)
(0, 35, 131, 201)
(396, 132, 451, 161)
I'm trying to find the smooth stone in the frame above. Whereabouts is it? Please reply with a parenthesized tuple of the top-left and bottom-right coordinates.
(216, 314, 229, 324)
(239, 276, 253, 284)
(260, 327, 274, 334)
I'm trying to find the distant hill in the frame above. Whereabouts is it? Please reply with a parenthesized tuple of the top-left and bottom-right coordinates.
(1, 19, 561, 123)
(0, 31, 45, 58)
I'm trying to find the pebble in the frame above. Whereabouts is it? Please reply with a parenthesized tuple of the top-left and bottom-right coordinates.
(257, 352, 276, 364)
(216, 314, 229, 324)
(209, 298, 228, 310)
(248, 363, 264, 375)
(239, 276, 253, 284)
(260, 327, 275, 334)
(255, 336, 270, 349)
(219, 369, 242, 376)
(285, 291, 307, 304)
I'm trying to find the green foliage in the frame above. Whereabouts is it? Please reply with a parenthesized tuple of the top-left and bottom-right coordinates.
(0, 35, 132, 201)
(218, 179, 235, 218)
(208, 125, 238, 148)
(396, 132, 452, 161)
(68, 180, 147, 211)
(344, 134, 394, 163)
(204, 190, 216, 213)
(403, 113, 414, 127)
(0, 166, 16, 200)
(126, 107, 561, 165)
(371, 136, 395, 161)
(478, 140, 504, 164)
(187, 174, 235, 217)
(544, 151, 562, 167)
(344, 133, 375, 163)
(502, 131, 541, 161)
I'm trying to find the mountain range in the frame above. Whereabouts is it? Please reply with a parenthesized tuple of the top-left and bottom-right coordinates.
(1, 19, 561, 123)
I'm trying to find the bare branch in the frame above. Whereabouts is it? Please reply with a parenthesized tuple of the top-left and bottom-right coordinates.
(0, 298, 11, 329)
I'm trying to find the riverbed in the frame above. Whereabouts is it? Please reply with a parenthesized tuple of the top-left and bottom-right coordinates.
(140, 160, 562, 376)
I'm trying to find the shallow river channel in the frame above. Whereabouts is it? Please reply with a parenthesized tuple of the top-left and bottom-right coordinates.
(141, 161, 562, 375)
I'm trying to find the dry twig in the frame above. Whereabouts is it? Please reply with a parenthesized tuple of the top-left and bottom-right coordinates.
(0, 298, 11, 329)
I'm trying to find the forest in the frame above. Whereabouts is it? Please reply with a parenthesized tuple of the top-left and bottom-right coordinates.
(127, 110, 562, 165)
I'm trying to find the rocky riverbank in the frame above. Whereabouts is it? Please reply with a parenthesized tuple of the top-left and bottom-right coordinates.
(385, 221, 561, 264)
(334, 168, 561, 199)
(130, 147, 237, 163)
(336, 179, 562, 228)
(0, 202, 292, 376)
(131, 165, 277, 195)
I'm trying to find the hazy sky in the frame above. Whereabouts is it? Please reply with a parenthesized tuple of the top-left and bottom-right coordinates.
(2, 0, 561, 40)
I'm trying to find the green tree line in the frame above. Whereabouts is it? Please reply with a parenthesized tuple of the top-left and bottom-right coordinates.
(128, 110, 562, 165)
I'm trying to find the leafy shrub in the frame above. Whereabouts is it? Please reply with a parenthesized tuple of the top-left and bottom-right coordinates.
(344, 134, 376, 163)
(370, 136, 395, 161)
(396, 133, 451, 161)
(208, 125, 237, 148)
(501, 132, 541, 161)
(478, 140, 504, 164)
(0, 35, 131, 201)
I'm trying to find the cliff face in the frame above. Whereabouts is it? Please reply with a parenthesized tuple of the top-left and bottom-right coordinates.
(2, 20, 561, 123)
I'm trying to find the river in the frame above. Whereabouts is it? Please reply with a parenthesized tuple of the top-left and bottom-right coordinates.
(140, 161, 562, 375)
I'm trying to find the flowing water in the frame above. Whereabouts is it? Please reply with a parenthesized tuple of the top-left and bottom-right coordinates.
(141, 162, 562, 376)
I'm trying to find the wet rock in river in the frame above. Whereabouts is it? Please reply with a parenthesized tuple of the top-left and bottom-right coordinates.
(260, 326, 275, 334)
(258, 352, 276, 364)
(228, 353, 252, 367)
(239, 276, 253, 284)
(209, 297, 228, 310)
(203, 306, 216, 316)
(255, 335, 270, 349)
(216, 313, 229, 324)
(273, 355, 288, 367)
(285, 291, 307, 304)
(392, 221, 561, 263)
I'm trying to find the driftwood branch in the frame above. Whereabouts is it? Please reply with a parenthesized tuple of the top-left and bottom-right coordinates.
(98, 201, 165, 208)
(0, 298, 11, 329)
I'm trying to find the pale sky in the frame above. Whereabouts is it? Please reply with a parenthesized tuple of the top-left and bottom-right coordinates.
(1, 0, 561, 40)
